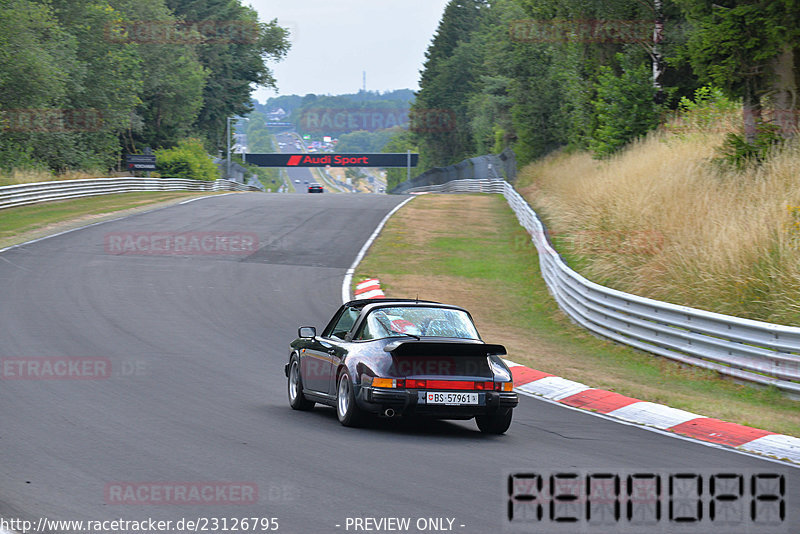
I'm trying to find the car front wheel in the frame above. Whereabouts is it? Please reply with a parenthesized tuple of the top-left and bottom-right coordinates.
(336, 370, 364, 427)
(476, 408, 513, 434)
(288, 358, 314, 411)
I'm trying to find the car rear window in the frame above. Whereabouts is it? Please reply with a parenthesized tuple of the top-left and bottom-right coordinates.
(357, 306, 480, 340)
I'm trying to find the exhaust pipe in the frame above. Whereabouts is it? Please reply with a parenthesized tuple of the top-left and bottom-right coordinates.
(383, 408, 395, 418)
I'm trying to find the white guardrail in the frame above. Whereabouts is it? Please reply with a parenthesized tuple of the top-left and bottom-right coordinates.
(0, 177, 260, 211)
(406, 178, 800, 395)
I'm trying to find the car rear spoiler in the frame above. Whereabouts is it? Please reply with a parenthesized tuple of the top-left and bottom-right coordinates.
(383, 340, 507, 358)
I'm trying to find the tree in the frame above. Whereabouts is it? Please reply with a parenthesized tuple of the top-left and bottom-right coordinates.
(0, 0, 75, 169)
(289, 94, 410, 138)
(110, 0, 207, 152)
(47, 0, 143, 167)
(675, 0, 800, 141)
(0, 1, 72, 110)
(0, 0, 290, 173)
(0, 0, 147, 170)
(382, 130, 417, 191)
(464, 0, 523, 157)
(335, 129, 397, 153)
(468, 75, 514, 155)
(413, 0, 489, 168)
(165, 0, 290, 151)
(590, 56, 661, 157)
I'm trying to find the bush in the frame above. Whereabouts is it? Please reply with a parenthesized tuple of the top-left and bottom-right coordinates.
(663, 85, 740, 137)
(677, 85, 738, 120)
(154, 138, 219, 181)
(589, 55, 661, 158)
(716, 123, 785, 170)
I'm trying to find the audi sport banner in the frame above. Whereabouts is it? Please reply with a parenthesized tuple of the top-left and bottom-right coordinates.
(245, 153, 418, 168)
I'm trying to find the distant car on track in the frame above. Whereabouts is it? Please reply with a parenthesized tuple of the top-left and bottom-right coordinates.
(285, 299, 518, 433)
(307, 183, 324, 193)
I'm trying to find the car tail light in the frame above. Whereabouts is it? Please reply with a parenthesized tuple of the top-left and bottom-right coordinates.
(371, 378, 512, 391)
(494, 382, 514, 391)
(371, 378, 406, 388)
(372, 378, 396, 388)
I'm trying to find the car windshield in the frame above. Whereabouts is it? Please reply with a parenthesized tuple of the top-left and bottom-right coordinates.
(358, 306, 480, 340)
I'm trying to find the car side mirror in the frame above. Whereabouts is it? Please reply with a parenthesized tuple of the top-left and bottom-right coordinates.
(298, 326, 316, 339)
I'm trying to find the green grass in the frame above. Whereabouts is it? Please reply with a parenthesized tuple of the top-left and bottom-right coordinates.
(0, 191, 220, 249)
(355, 193, 800, 437)
(431, 236, 526, 279)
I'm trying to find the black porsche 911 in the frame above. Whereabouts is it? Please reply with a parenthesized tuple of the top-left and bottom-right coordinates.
(284, 298, 518, 433)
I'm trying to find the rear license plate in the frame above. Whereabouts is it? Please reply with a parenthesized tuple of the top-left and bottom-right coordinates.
(425, 391, 479, 405)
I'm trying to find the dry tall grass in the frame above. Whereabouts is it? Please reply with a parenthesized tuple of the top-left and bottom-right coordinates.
(518, 131, 800, 326)
(0, 168, 115, 187)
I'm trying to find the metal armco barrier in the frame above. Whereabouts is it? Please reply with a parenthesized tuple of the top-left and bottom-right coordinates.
(0, 177, 261, 210)
(405, 179, 506, 194)
(404, 178, 800, 395)
(388, 148, 516, 194)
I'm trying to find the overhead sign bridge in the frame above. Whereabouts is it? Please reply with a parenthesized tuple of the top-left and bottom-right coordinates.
(244, 153, 418, 168)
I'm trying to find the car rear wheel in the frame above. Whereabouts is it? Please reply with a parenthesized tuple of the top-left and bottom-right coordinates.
(288, 358, 314, 411)
(336, 370, 364, 427)
(476, 408, 513, 434)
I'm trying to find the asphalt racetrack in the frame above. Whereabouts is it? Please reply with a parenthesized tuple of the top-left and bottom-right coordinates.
(274, 132, 316, 190)
(0, 192, 797, 533)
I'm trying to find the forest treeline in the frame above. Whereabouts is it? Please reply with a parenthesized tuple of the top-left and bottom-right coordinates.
(4, 0, 798, 180)
(396, 0, 800, 173)
(0, 0, 289, 173)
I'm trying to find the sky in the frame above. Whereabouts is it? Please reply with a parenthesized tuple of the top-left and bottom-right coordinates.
(246, 0, 450, 102)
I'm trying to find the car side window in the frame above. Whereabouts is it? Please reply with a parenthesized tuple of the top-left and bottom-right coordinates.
(328, 307, 360, 340)
(355, 314, 384, 340)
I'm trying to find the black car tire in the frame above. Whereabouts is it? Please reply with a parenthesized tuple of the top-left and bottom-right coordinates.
(336, 370, 364, 427)
(475, 408, 513, 434)
(288, 358, 314, 411)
